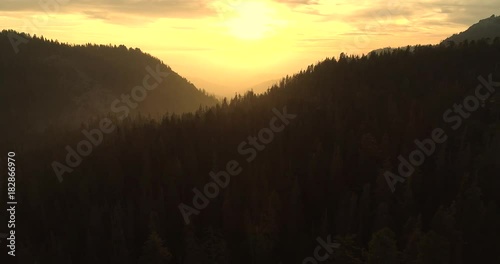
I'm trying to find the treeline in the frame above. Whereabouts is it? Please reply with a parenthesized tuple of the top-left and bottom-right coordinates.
(5, 39, 500, 263)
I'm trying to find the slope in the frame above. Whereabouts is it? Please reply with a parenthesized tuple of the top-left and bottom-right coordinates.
(0, 30, 218, 141)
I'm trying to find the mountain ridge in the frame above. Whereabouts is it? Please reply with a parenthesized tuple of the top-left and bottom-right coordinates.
(443, 14, 500, 44)
(0, 30, 218, 141)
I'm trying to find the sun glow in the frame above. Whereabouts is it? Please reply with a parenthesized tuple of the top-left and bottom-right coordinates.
(218, 1, 282, 40)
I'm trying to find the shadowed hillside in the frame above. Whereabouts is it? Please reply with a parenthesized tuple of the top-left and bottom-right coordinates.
(443, 15, 500, 44)
(0, 30, 218, 143)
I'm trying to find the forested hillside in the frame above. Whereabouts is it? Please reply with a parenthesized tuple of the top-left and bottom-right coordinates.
(5, 39, 500, 263)
(0, 30, 218, 143)
(443, 15, 500, 44)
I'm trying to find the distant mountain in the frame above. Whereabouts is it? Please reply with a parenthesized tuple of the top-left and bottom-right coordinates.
(189, 77, 278, 99)
(443, 15, 500, 44)
(239, 79, 278, 95)
(367, 15, 500, 56)
(369, 47, 398, 55)
(187, 76, 233, 99)
(0, 30, 218, 140)
(368, 46, 416, 56)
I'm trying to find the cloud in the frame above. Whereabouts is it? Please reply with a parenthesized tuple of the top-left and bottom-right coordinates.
(82, 10, 109, 20)
(0, 0, 217, 20)
(274, 0, 318, 6)
(339, 32, 392, 36)
(1, 0, 498, 29)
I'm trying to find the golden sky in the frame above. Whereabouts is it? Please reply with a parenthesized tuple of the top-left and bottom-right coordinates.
(1, 0, 498, 96)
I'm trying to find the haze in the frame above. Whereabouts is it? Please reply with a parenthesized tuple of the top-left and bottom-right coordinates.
(1, 0, 498, 96)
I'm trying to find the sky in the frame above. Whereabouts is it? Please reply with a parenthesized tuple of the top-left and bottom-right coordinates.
(1, 0, 499, 96)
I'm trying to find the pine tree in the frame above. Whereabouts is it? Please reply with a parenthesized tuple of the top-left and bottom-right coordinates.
(366, 227, 399, 264)
(416, 231, 450, 264)
(138, 231, 173, 264)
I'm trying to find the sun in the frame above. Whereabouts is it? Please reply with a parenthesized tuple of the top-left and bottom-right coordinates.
(219, 1, 279, 40)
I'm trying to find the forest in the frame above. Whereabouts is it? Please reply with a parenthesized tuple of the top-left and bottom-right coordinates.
(2, 37, 500, 264)
(0, 30, 218, 144)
